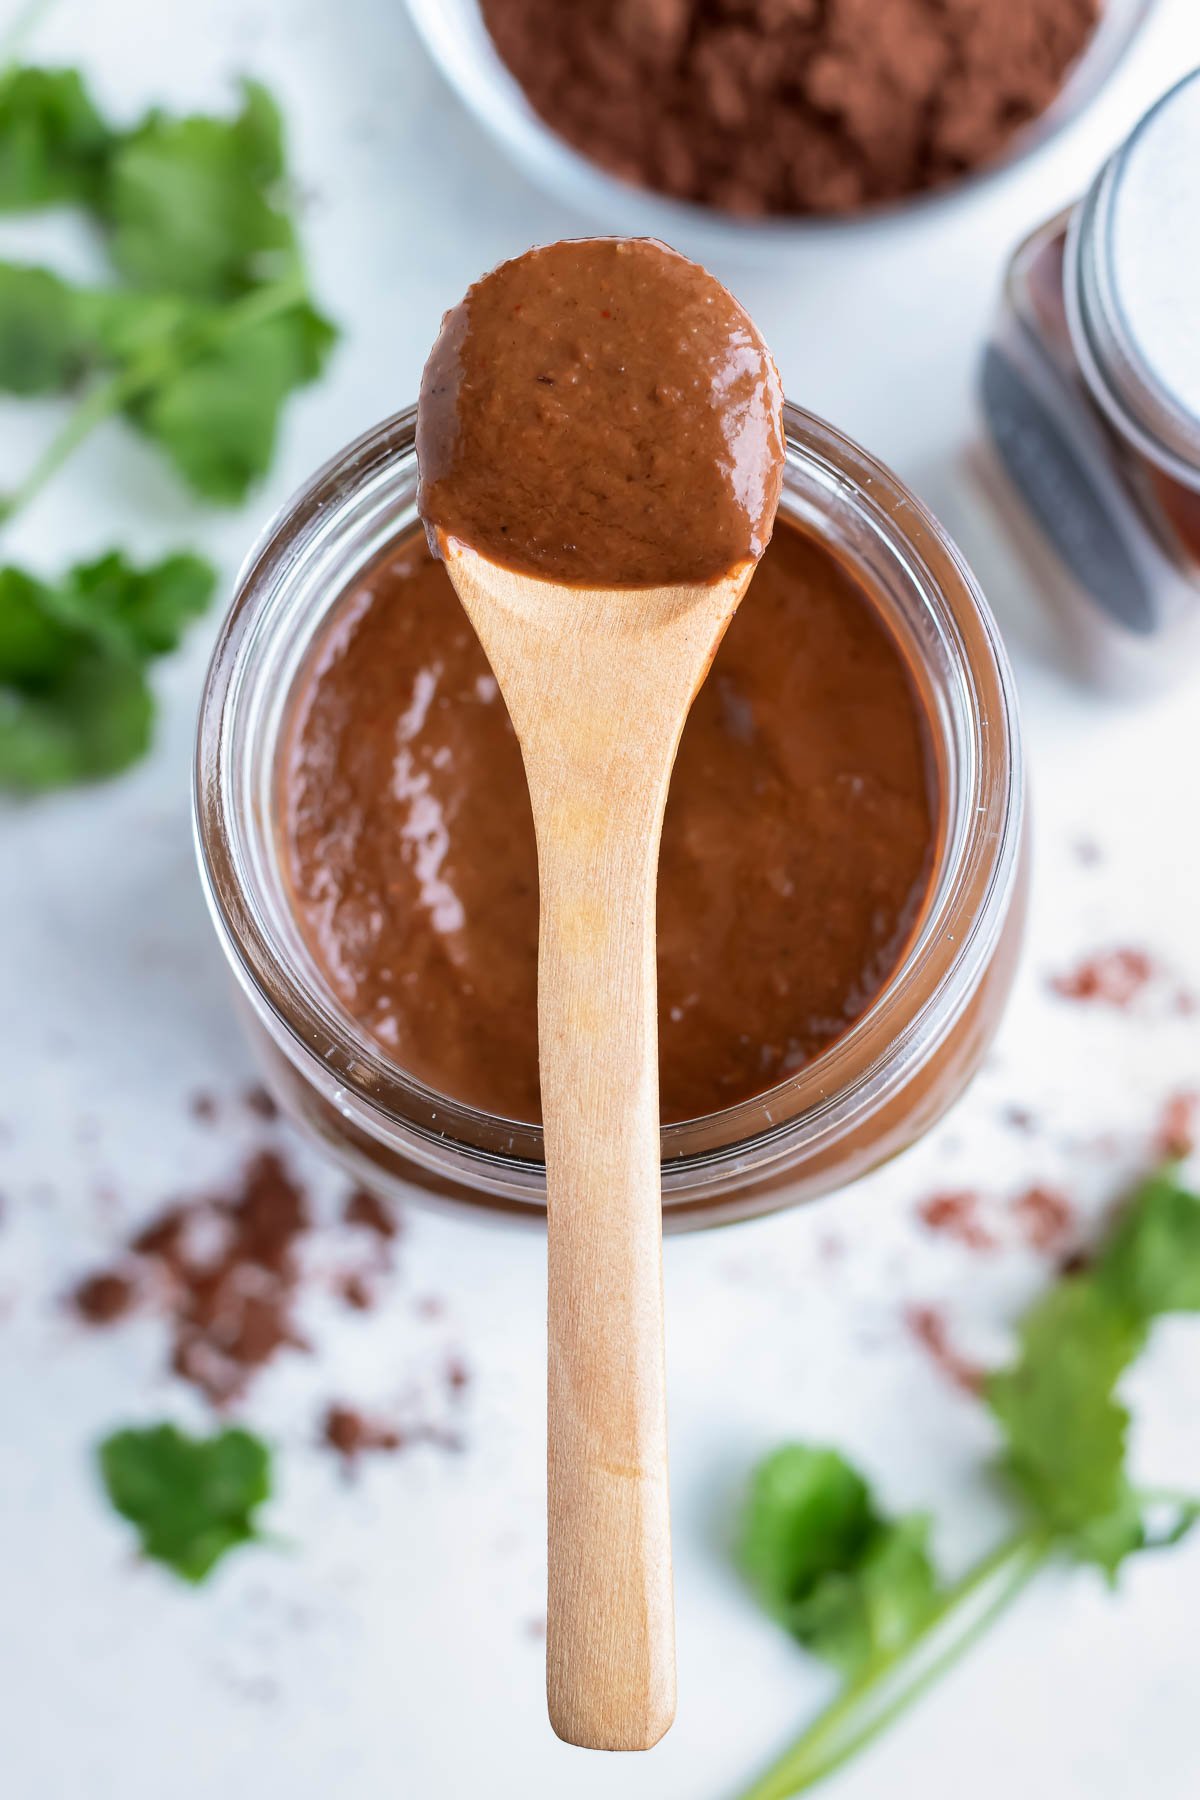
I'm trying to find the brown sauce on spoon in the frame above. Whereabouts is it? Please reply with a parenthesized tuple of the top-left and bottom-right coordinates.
(416, 237, 785, 587)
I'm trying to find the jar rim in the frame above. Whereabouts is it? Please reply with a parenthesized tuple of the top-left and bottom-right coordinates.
(195, 402, 1023, 1203)
(1065, 69, 1200, 492)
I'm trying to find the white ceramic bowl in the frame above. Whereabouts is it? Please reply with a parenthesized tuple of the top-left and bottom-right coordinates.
(405, 0, 1154, 262)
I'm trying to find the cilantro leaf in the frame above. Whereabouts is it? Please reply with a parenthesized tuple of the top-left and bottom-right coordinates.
(126, 294, 335, 502)
(742, 1445, 874, 1613)
(741, 1445, 939, 1677)
(0, 72, 336, 519)
(987, 1169, 1200, 1575)
(98, 1423, 272, 1583)
(53, 549, 216, 657)
(0, 261, 100, 393)
(1096, 1167, 1200, 1321)
(0, 652, 153, 789)
(0, 67, 114, 211)
(787, 1514, 939, 1677)
(734, 1168, 1200, 1800)
(105, 80, 298, 302)
(0, 564, 79, 680)
(986, 1279, 1143, 1561)
(0, 551, 216, 791)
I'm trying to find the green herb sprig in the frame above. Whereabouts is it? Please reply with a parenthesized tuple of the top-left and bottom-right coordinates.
(0, 548, 215, 786)
(737, 1166, 1200, 1799)
(0, 63, 335, 789)
(0, 66, 336, 516)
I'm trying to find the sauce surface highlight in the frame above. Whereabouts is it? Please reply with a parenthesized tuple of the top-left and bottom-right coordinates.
(417, 237, 784, 588)
(280, 519, 936, 1124)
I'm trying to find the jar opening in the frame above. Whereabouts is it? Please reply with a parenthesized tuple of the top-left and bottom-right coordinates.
(196, 404, 1022, 1209)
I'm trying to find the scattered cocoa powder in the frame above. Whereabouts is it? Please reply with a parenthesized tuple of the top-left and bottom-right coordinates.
(321, 1403, 465, 1469)
(905, 1304, 985, 1397)
(322, 1403, 402, 1465)
(917, 1189, 996, 1252)
(190, 1091, 218, 1124)
(343, 1187, 400, 1240)
(480, 0, 1099, 217)
(1012, 1183, 1075, 1254)
(71, 1268, 137, 1325)
(336, 1270, 376, 1312)
(446, 1355, 471, 1395)
(1050, 946, 1155, 1006)
(75, 1151, 311, 1406)
(243, 1084, 280, 1123)
(1157, 1089, 1200, 1161)
(1049, 946, 1195, 1012)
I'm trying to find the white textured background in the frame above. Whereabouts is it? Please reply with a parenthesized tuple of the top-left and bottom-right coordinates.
(1, 2, 1199, 1796)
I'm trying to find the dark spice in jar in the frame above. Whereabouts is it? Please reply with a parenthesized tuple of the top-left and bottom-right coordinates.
(480, 0, 1100, 217)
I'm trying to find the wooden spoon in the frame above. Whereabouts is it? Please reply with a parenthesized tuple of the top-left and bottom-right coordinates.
(439, 534, 761, 1749)
(417, 236, 783, 1747)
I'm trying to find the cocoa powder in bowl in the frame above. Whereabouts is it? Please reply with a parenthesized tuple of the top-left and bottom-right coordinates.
(479, 0, 1101, 217)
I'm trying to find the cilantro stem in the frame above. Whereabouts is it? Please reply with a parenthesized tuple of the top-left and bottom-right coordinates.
(1135, 1486, 1200, 1509)
(0, 271, 308, 524)
(734, 1530, 1050, 1800)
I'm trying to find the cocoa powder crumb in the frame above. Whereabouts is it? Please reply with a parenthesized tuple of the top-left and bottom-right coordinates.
(243, 1084, 280, 1122)
(321, 1404, 465, 1468)
(905, 1304, 985, 1397)
(343, 1187, 401, 1240)
(917, 1189, 996, 1252)
(337, 1270, 375, 1312)
(1156, 1090, 1200, 1161)
(1012, 1184, 1075, 1254)
(322, 1403, 402, 1466)
(75, 1150, 311, 1406)
(480, 0, 1099, 217)
(1049, 946, 1194, 1012)
(190, 1091, 218, 1124)
(71, 1269, 137, 1325)
(1050, 947, 1156, 1006)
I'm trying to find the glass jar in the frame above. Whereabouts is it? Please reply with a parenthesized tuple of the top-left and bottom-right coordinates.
(977, 70, 1200, 689)
(195, 402, 1026, 1231)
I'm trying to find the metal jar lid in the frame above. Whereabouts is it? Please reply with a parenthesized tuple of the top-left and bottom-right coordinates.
(1065, 68, 1200, 488)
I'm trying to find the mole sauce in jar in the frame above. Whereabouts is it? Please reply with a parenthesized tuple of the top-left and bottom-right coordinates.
(278, 517, 936, 1124)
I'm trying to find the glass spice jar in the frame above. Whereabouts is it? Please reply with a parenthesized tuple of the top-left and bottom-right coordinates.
(194, 402, 1026, 1232)
(978, 69, 1200, 689)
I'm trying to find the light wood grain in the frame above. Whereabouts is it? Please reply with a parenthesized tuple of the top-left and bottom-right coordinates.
(441, 534, 755, 1750)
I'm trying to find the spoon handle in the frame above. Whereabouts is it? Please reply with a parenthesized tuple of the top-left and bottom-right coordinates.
(440, 545, 753, 1750)
(534, 774, 675, 1751)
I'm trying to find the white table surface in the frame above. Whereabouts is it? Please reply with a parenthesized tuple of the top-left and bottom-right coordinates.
(2, 3, 1199, 1796)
